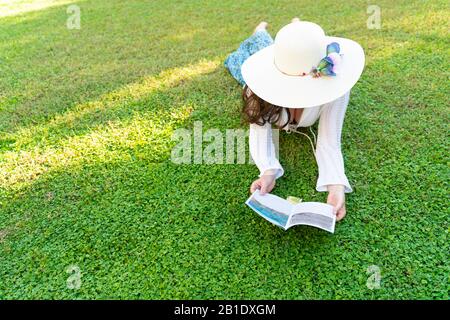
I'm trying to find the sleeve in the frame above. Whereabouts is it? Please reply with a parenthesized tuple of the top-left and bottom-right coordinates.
(249, 122, 284, 179)
(315, 91, 353, 193)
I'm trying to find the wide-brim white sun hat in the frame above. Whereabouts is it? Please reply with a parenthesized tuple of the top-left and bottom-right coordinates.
(241, 20, 365, 108)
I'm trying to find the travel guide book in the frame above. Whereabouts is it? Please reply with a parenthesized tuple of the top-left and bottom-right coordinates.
(245, 190, 336, 233)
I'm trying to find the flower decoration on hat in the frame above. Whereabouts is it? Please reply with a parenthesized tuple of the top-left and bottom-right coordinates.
(310, 42, 342, 78)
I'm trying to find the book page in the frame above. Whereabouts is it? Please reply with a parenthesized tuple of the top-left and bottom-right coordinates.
(245, 190, 293, 229)
(289, 202, 336, 233)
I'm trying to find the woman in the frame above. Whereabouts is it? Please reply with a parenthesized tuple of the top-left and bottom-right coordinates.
(225, 19, 365, 221)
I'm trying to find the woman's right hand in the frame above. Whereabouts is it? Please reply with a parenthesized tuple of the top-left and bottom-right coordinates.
(250, 174, 276, 195)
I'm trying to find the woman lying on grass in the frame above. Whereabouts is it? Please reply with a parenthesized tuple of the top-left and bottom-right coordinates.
(225, 18, 365, 221)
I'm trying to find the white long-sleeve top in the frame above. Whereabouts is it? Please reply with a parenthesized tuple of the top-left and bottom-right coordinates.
(249, 91, 352, 193)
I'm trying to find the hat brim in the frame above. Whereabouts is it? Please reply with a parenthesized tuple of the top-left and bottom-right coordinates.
(241, 36, 365, 108)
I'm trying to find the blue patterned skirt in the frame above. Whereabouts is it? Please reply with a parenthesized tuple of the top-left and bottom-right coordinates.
(224, 30, 274, 86)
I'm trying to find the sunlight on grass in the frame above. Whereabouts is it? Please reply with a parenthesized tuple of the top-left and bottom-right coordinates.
(0, 59, 220, 190)
(384, 7, 449, 36)
(0, 0, 77, 18)
(8, 58, 220, 146)
(166, 30, 199, 42)
(364, 39, 409, 64)
(362, 7, 449, 65)
(0, 104, 193, 190)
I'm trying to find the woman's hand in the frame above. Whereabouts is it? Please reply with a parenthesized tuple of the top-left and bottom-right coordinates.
(250, 174, 276, 195)
(327, 184, 346, 221)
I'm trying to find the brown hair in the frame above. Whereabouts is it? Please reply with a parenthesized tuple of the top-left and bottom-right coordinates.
(241, 85, 292, 129)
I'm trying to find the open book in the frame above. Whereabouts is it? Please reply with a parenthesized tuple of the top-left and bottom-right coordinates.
(245, 190, 336, 233)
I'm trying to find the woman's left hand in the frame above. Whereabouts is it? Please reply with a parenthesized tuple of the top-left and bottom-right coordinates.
(326, 184, 346, 221)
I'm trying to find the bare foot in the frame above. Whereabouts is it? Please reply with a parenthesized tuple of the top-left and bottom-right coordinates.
(254, 21, 268, 34)
(292, 17, 300, 23)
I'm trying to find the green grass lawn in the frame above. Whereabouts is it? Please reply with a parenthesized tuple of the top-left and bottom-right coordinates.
(0, 0, 448, 299)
